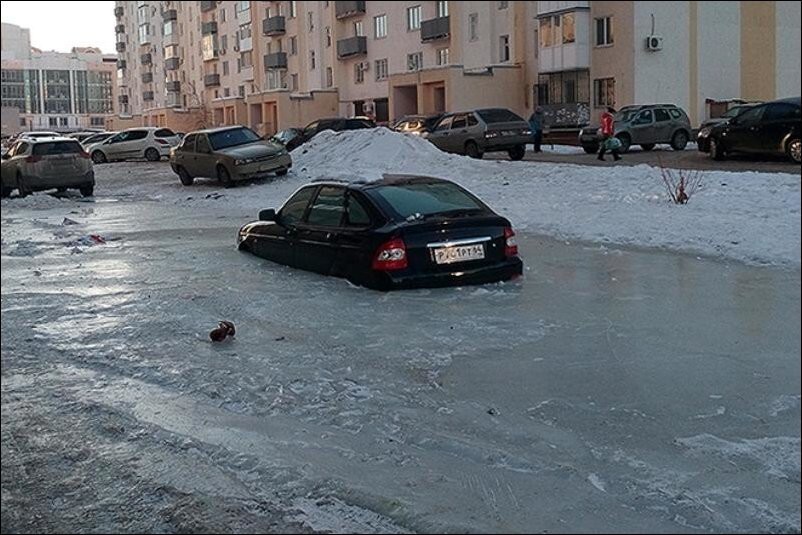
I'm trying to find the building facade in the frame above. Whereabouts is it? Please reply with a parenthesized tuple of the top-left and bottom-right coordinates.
(1, 23, 117, 135)
(110, 0, 800, 134)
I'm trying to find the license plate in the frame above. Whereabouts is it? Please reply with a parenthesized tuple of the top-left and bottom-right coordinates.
(433, 244, 485, 265)
(503, 130, 516, 136)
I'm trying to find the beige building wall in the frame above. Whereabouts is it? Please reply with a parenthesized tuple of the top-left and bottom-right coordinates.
(589, 1, 634, 115)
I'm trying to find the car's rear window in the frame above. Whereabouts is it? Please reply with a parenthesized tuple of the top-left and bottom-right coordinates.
(32, 141, 83, 156)
(208, 127, 261, 150)
(371, 182, 485, 219)
(476, 109, 525, 123)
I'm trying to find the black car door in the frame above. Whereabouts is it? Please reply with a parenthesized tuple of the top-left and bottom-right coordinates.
(330, 191, 379, 284)
(294, 185, 346, 275)
(760, 102, 800, 153)
(725, 104, 765, 153)
(256, 185, 317, 267)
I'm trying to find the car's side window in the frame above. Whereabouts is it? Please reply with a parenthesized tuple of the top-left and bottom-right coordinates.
(763, 103, 800, 122)
(279, 186, 316, 226)
(466, 114, 479, 126)
(128, 130, 149, 141)
(654, 109, 671, 122)
(155, 128, 175, 138)
(451, 115, 467, 129)
(110, 132, 127, 143)
(737, 105, 764, 124)
(181, 134, 197, 151)
(16, 142, 29, 156)
(345, 193, 372, 227)
(668, 109, 682, 120)
(306, 186, 346, 227)
(633, 110, 653, 125)
(195, 135, 211, 153)
(434, 116, 453, 131)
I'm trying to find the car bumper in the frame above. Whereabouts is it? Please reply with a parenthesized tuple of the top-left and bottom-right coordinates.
(22, 170, 94, 191)
(380, 257, 523, 290)
(482, 135, 531, 152)
(232, 153, 292, 180)
(696, 131, 711, 152)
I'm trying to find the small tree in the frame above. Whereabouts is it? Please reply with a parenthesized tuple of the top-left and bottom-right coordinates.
(657, 157, 703, 204)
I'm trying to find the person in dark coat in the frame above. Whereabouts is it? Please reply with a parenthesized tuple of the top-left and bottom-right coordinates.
(528, 107, 544, 153)
(597, 106, 622, 161)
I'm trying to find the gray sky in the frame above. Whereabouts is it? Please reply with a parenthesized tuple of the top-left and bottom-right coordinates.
(1, 1, 115, 53)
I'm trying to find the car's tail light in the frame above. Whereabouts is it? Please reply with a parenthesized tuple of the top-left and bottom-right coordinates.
(78, 151, 90, 159)
(372, 237, 408, 271)
(155, 138, 169, 145)
(504, 227, 518, 257)
(25, 155, 41, 163)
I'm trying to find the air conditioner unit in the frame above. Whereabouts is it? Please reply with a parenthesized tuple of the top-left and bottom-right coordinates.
(646, 35, 663, 51)
(359, 61, 370, 71)
(233, 44, 240, 52)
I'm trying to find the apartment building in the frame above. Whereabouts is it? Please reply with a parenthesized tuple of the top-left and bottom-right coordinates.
(1, 22, 117, 135)
(111, 1, 800, 134)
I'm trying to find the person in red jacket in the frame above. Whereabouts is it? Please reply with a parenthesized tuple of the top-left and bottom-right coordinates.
(597, 106, 622, 161)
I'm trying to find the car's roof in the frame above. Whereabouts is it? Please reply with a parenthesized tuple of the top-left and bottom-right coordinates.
(27, 136, 78, 143)
(770, 96, 800, 105)
(189, 125, 247, 135)
(20, 131, 59, 136)
(308, 174, 450, 191)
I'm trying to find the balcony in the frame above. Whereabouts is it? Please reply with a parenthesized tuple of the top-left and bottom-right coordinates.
(204, 73, 220, 87)
(166, 91, 182, 108)
(114, 6, 124, 18)
(421, 15, 450, 42)
(118, 94, 128, 104)
(141, 71, 153, 83)
(264, 52, 288, 69)
(241, 65, 254, 81)
(166, 80, 181, 92)
(336, 36, 367, 59)
(263, 15, 286, 36)
(116, 42, 126, 52)
(115, 24, 125, 34)
(162, 8, 177, 21)
(165, 57, 180, 70)
(335, 1, 365, 19)
(201, 21, 218, 34)
(117, 59, 127, 69)
(140, 53, 152, 65)
(142, 90, 154, 101)
(200, 1, 216, 12)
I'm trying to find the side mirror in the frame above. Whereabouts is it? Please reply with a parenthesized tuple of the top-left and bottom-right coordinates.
(259, 209, 276, 221)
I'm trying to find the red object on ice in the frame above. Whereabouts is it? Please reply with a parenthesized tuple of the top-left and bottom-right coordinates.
(90, 234, 106, 244)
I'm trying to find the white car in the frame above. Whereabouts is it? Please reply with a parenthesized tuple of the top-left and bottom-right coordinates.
(87, 127, 182, 163)
(80, 131, 118, 147)
(17, 131, 60, 140)
(1, 137, 94, 198)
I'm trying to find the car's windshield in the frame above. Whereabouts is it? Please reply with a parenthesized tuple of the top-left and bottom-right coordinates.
(272, 130, 298, 144)
(476, 109, 524, 123)
(31, 141, 83, 156)
(208, 127, 261, 150)
(616, 109, 638, 122)
(722, 106, 749, 118)
(371, 182, 485, 220)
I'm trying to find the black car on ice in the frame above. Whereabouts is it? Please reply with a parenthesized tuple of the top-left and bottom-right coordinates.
(237, 176, 523, 290)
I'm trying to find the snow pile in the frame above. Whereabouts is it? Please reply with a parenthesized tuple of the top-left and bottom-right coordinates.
(294, 129, 801, 267)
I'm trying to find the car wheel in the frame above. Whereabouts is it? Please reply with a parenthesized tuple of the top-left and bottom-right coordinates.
(465, 140, 483, 159)
(582, 145, 598, 154)
(640, 143, 656, 151)
(176, 166, 194, 186)
(616, 134, 631, 153)
(16, 174, 28, 198)
(144, 148, 160, 162)
(276, 167, 289, 176)
(1, 184, 11, 198)
(507, 145, 525, 161)
(91, 150, 107, 164)
(79, 184, 94, 197)
(217, 165, 234, 188)
(787, 137, 801, 164)
(671, 130, 689, 151)
(709, 138, 725, 161)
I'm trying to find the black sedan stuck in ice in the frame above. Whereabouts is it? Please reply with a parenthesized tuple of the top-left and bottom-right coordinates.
(237, 176, 523, 290)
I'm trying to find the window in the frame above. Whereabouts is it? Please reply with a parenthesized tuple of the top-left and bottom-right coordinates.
(280, 186, 315, 225)
(138, 23, 151, 44)
(632, 110, 653, 125)
(325, 26, 331, 47)
(371, 182, 483, 220)
(434, 116, 452, 131)
(476, 109, 525, 123)
(310, 51, 316, 70)
(668, 109, 683, 120)
(289, 1, 297, 18)
(154, 128, 176, 138)
(239, 85, 245, 97)
(291, 73, 298, 91)
(241, 50, 253, 68)
(375, 58, 388, 81)
(436, 47, 449, 66)
(374, 14, 387, 39)
(224, 87, 231, 97)
(221, 34, 228, 50)
(181, 133, 197, 151)
(407, 5, 421, 31)
(469, 13, 479, 41)
(220, 8, 226, 22)
(736, 105, 764, 124)
(451, 114, 467, 129)
(326, 67, 333, 87)
(407, 52, 423, 71)
(346, 195, 371, 226)
(355, 63, 364, 84)
(499, 35, 510, 62)
(49, 117, 58, 127)
(307, 11, 314, 31)
(595, 16, 613, 46)
(539, 18, 552, 47)
(563, 79, 576, 103)
(223, 61, 229, 75)
(354, 20, 364, 36)
(562, 13, 575, 43)
(764, 103, 800, 121)
(498, 1, 508, 9)
(436, 0, 448, 17)
(290, 36, 298, 55)
(306, 187, 346, 226)
(654, 108, 671, 122)
(536, 70, 590, 107)
(593, 78, 615, 107)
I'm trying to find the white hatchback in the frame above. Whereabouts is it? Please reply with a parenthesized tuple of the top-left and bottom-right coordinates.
(87, 127, 181, 163)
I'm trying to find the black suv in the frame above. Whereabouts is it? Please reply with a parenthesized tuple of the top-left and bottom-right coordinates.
(299, 117, 375, 146)
(706, 97, 800, 163)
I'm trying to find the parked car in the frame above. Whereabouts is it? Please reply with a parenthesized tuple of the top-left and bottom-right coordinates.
(1, 137, 94, 198)
(237, 175, 523, 290)
(696, 104, 760, 152)
(80, 131, 117, 147)
(297, 117, 376, 146)
(578, 104, 692, 153)
(169, 125, 292, 187)
(66, 131, 102, 143)
(271, 128, 305, 152)
(391, 114, 444, 137)
(706, 97, 801, 163)
(427, 108, 531, 160)
(86, 127, 182, 163)
(17, 131, 59, 141)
